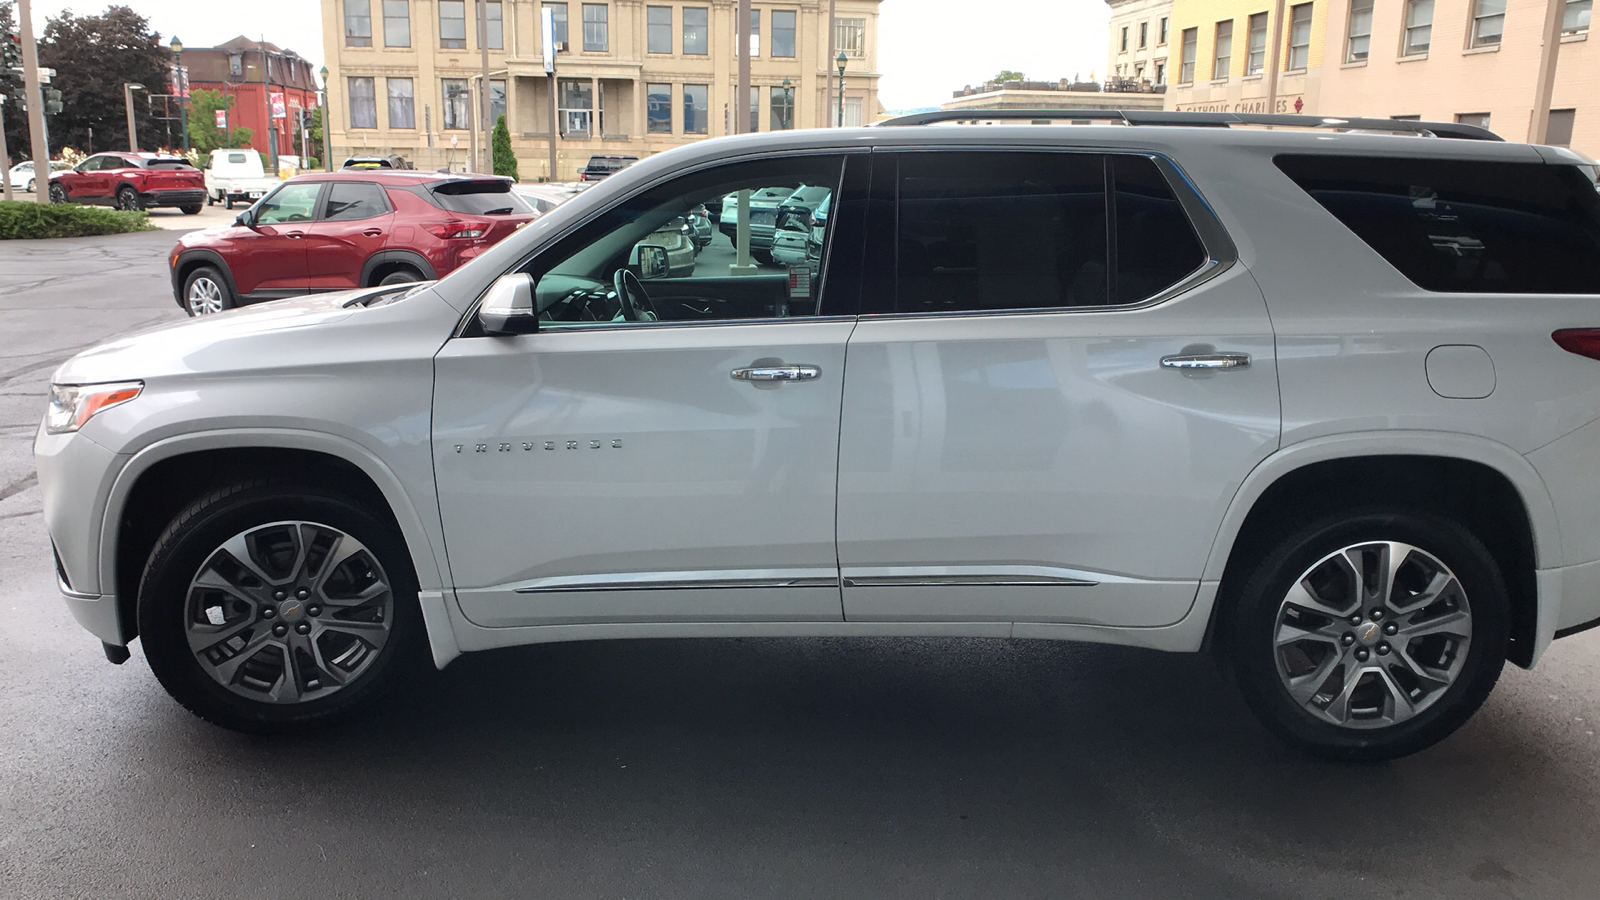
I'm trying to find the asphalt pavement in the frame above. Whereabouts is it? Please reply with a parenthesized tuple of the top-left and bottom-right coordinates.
(2, 232, 1599, 899)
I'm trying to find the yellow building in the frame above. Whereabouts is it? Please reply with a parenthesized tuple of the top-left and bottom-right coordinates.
(322, 0, 882, 180)
(1160, 0, 1600, 155)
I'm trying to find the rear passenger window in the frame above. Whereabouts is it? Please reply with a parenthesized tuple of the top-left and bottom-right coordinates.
(891, 152, 1208, 314)
(323, 182, 389, 221)
(1275, 155, 1600, 294)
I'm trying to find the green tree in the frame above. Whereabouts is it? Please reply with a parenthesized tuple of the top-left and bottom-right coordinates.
(492, 114, 517, 180)
(185, 88, 254, 155)
(37, 5, 173, 152)
(292, 106, 322, 165)
(992, 70, 1026, 84)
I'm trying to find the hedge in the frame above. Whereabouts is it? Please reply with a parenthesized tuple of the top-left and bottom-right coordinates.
(0, 201, 157, 240)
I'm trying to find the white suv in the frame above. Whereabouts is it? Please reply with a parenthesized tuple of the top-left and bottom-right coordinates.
(35, 113, 1600, 760)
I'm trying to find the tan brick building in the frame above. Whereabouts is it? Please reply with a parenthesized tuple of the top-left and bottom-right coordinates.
(322, 0, 882, 180)
(1107, 0, 1177, 87)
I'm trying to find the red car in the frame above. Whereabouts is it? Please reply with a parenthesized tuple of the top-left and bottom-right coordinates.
(168, 170, 537, 316)
(49, 151, 207, 214)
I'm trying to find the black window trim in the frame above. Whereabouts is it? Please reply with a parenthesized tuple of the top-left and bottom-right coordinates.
(318, 180, 395, 222)
(855, 146, 1235, 320)
(452, 146, 873, 337)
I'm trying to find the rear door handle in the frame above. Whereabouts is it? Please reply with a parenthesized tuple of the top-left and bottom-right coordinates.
(731, 365, 822, 382)
(1160, 353, 1251, 371)
(362, 229, 383, 237)
(284, 231, 304, 239)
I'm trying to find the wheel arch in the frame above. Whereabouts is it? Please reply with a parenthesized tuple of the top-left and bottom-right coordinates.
(172, 250, 241, 307)
(103, 431, 448, 647)
(1202, 434, 1559, 669)
(361, 250, 437, 287)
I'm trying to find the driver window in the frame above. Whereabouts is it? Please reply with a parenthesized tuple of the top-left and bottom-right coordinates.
(255, 183, 323, 225)
(525, 155, 844, 328)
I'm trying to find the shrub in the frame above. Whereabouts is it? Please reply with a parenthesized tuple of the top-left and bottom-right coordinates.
(0, 201, 157, 240)
(493, 115, 519, 181)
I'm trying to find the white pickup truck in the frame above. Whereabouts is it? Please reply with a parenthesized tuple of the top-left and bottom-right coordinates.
(203, 149, 280, 209)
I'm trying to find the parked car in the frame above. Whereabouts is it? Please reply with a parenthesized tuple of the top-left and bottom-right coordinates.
(342, 155, 412, 170)
(204, 149, 281, 209)
(39, 113, 1600, 761)
(513, 182, 586, 214)
(636, 215, 698, 277)
(687, 203, 714, 250)
(771, 194, 827, 271)
(48, 152, 207, 213)
(717, 184, 810, 259)
(7, 159, 71, 193)
(169, 170, 536, 315)
(578, 155, 638, 182)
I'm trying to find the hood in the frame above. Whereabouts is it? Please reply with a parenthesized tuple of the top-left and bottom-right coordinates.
(52, 286, 439, 386)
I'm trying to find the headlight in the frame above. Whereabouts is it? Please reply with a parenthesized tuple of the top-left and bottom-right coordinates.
(46, 381, 143, 434)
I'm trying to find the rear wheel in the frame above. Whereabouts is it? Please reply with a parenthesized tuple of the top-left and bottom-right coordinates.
(25, 178, 36, 193)
(1226, 509, 1508, 761)
(48, 183, 67, 204)
(137, 481, 421, 733)
(183, 265, 234, 316)
(377, 266, 424, 286)
(224, 196, 235, 210)
(116, 185, 141, 211)
(180, 204, 202, 215)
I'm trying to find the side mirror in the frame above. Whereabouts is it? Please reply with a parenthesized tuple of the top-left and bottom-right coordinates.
(234, 210, 255, 228)
(630, 243, 669, 280)
(478, 273, 540, 335)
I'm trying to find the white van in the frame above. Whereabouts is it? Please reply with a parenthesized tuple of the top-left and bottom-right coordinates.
(203, 150, 281, 209)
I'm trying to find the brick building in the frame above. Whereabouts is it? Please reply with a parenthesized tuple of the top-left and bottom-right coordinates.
(184, 36, 323, 167)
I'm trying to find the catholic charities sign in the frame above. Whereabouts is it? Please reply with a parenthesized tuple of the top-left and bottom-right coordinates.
(1175, 96, 1306, 115)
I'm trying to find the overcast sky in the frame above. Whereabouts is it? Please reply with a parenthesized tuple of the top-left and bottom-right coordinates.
(22, 0, 1111, 112)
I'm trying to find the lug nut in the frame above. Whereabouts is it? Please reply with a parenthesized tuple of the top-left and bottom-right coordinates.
(1354, 648, 1370, 662)
(307, 605, 321, 617)
(1341, 633, 1355, 645)
(1349, 614, 1363, 626)
(1371, 609, 1385, 621)
(296, 589, 310, 600)
(1384, 622, 1398, 635)
(295, 622, 311, 635)
(261, 607, 275, 619)
(1377, 642, 1391, 655)
(272, 624, 288, 637)
(273, 591, 286, 601)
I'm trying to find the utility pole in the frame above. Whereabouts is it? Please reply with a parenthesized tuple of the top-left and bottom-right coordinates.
(1529, 0, 1565, 143)
(18, 0, 50, 203)
(0, 98, 13, 202)
(1264, 0, 1286, 117)
(542, 6, 557, 181)
(736, 0, 751, 134)
(478, 0, 491, 173)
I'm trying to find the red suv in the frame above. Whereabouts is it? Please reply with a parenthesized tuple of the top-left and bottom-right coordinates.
(168, 170, 537, 316)
(50, 152, 207, 213)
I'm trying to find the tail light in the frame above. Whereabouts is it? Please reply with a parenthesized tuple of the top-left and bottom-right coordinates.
(424, 221, 486, 240)
(1553, 329, 1600, 360)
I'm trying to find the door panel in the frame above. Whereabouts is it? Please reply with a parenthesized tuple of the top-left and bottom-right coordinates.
(228, 182, 321, 295)
(433, 321, 853, 627)
(306, 181, 394, 289)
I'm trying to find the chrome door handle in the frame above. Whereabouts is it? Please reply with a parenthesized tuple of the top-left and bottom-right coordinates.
(284, 231, 304, 239)
(731, 365, 821, 382)
(1160, 353, 1251, 371)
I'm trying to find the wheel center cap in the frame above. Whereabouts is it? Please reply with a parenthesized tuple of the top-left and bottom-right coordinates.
(277, 599, 308, 623)
(1356, 621, 1383, 646)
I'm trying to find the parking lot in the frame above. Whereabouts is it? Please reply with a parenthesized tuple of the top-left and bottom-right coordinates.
(2, 230, 1600, 899)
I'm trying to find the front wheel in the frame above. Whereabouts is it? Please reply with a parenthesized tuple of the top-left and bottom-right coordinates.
(25, 178, 36, 193)
(1225, 510, 1509, 761)
(377, 267, 423, 286)
(116, 185, 141, 211)
(137, 481, 422, 733)
(183, 265, 235, 316)
(179, 204, 203, 215)
(48, 183, 67, 204)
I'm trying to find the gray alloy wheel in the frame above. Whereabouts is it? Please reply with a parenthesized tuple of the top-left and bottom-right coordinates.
(1273, 541, 1472, 730)
(25, 178, 35, 193)
(48, 183, 67, 204)
(184, 521, 396, 705)
(186, 275, 227, 316)
(116, 185, 140, 211)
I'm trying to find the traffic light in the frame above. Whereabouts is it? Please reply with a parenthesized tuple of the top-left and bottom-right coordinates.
(1, 32, 19, 72)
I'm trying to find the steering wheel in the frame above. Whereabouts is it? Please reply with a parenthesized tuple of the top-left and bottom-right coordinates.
(613, 268, 659, 322)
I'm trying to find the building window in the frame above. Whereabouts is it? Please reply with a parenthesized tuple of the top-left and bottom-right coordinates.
(1247, 13, 1267, 75)
(545, 2, 569, 44)
(1471, 0, 1505, 47)
(387, 77, 415, 128)
(443, 78, 470, 129)
(647, 6, 672, 53)
(1180, 27, 1197, 82)
(744, 9, 760, 56)
(558, 79, 592, 134)
(1548, 109, 1576, 146)
(1347, 0, 1373, 61)
(683, 7, 709, 54)
(487, 1, 504, 49)
(582, 3, 608, 51)
(647, 83, 672, 133)
(229, 52, 244, 77)
(381, 0, 409, 47)
(683, 83, 709, 134)
(773, 10, 797, 58)
(490, 78, 506, 124)
(349, 76, 377, 128)
(1564, 0, 1592, 34)
(1160, 16, 1169, 43)
(837, 18, 866, 57)
(1457, 112, 1491, 129)
(1120, 26, 1129, 52)
(843, 96, 863, 126)
(1288, 3, 1312, 68)
(439, 0, 467, 49)
(1139, 21, 1148, 48)
(1404, 0, 1433, 55)
(1213, 20, 1232, 80)
(1155, 60, 1166, 84)
(345, 0, 373, 47)
(748, 87, 760, 132)
(770, 84, 794, 129)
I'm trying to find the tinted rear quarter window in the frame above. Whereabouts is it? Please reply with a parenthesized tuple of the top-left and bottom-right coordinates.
(429, 182, 534, 215)
(1275, 155, 1600, 293)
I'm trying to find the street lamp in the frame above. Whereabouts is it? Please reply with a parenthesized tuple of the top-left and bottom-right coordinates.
(170, 36, 189, 154)
(780, 77, 792, 130)
(836, 51, 847, 128)
(124, 82, 146, 151)
(319, 66, 333, 172)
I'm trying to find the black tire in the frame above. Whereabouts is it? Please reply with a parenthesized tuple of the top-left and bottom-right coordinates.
(377, 267, 423, 286)
(180, 204, 203, 215)
(116, 185, 141, 211)
(25, 178, 36, 194)
(48, 183, 67, 204)
(182, 264, 236, 316)
(225, 196, 235, 210)
(137, 480, 423, 734)
(206, 192, 214, 206)
(1225, 509, 1509, 762)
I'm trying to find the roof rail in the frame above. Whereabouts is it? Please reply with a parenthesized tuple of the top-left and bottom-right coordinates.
(875, 108, 1504, 142)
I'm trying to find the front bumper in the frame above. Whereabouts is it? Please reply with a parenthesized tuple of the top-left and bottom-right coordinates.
(141, 189, 207, 208)
(35, 422, 130, 645)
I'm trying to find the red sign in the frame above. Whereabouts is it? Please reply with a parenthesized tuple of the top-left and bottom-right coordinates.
(270, 92, 287, 120)
(215, 110, 227, 129)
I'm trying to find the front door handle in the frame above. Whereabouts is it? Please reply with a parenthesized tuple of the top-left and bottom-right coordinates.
(1160, 352, 1251, 371)
(284, 231, 305, 239)
(731, 365, 822, 382)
